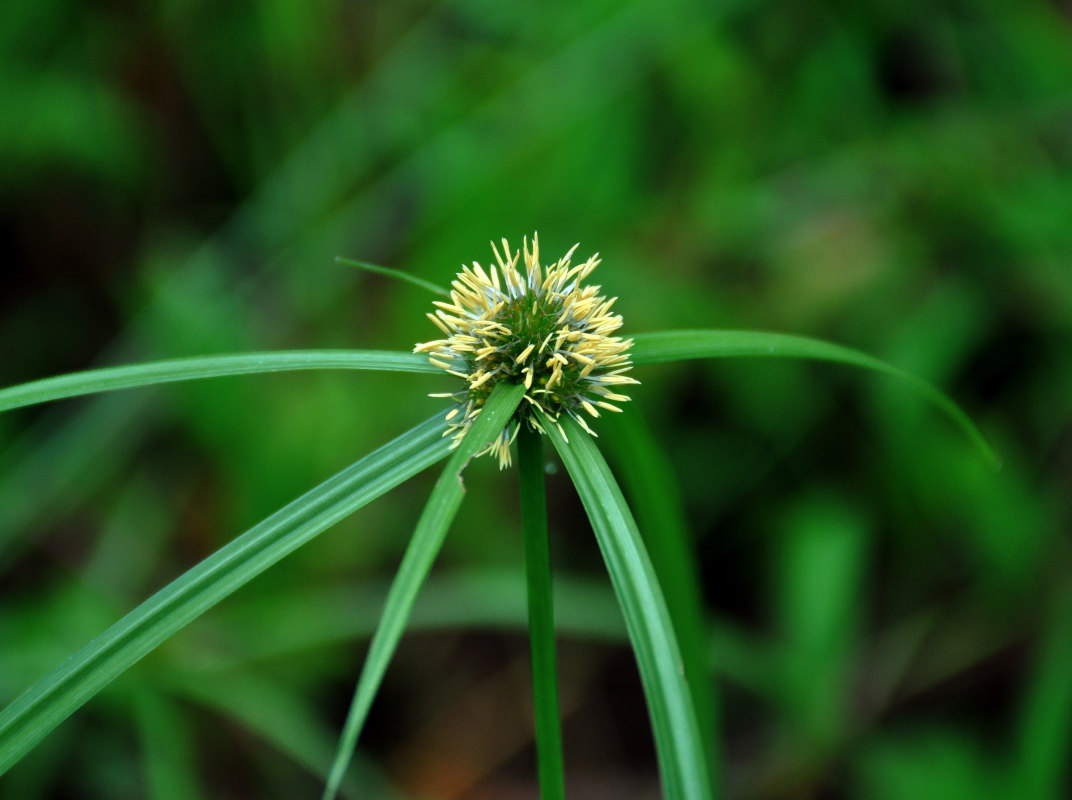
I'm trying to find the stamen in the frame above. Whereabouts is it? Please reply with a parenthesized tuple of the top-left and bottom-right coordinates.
(516, 342, 536, 363)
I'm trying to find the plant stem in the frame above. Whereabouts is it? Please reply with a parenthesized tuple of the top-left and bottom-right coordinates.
(518, 424, 566, 800)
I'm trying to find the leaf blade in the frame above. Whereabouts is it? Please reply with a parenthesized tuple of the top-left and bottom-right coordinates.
(0, 413, 453, 775)
(631, 329, 999, 468)
(335, 256, 449, 296)
(0, 350, 439, 413)
(541, 412, 714, 800)
(600, 409, 719, 786)
(323, 381, 526, 799)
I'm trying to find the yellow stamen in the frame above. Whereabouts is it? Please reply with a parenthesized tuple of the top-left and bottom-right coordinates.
(516, 342, 536, 363)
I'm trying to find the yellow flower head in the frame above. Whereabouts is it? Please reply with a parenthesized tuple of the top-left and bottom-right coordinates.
(415, 234, 638, 468)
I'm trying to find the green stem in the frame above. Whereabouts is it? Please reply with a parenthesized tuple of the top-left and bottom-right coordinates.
(518, 425, 566, 800)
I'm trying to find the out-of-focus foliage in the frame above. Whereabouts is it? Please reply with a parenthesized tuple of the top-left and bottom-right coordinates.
(1, 0, 1070, 797)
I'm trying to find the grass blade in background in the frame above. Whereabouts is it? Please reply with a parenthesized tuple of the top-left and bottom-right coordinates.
(132, 687, 202, 800)
(1010, 584, 1072, 800)
(322, 381, 526, 800)
(335, 257, 448, 296)
(176, 568, 765, 696)
(600, 409, 718, 786)
(0, 350, 439, 413)
(0, 413, 453, 775)
(518, 425, 566, 800)
(541, 412, 714, 800)
(631, 330, 999, 468)
(167, 670, 400, 800)
(181, 569, 629, 671)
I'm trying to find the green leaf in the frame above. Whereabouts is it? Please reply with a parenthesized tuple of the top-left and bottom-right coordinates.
(177, 569, 629, 671)
(336, 256, 449, 296)
(540, 412, 714, 800)
(132, 687, 202, 800)
(190, 570, 762, 692)
(0, 350, 439, 413)
(774, 495, 866, 750)
(322, 381, 526, 800)
(167, 670, 396, 800)
(857, 727, 1004, 800)
(0, 412, 453, 775)
(1010, 585, 1072, 800)
(600, 409, 719, 786)
(631, 329, 999, 468)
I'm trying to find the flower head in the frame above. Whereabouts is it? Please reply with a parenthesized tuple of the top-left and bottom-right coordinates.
(415, 234, 638, 468)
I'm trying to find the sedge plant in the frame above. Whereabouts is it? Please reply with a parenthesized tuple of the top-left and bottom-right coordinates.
(0, 235, 998, 799)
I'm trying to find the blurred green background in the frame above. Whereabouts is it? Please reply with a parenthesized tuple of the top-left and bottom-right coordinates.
(2, 0, 1071, 797)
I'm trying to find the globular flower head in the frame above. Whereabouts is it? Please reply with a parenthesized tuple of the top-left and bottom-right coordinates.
(415, 234, 639, 468)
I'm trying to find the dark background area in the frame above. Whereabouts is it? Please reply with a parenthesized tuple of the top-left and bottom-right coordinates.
(2, 0, 1071, 797)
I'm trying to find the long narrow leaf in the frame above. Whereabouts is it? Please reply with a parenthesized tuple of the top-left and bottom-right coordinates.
(181, 569, 628, 670)
(1011, 585, 1072, 800)
(167, 670, 395, 800)
(178, 569, 764, 697)
(0, 412, 453, 775)
(541, 412, 713, 800)
(132, 687, 202, 800)
(336, 256, 449, 296)
(0, 350, 438, 413)
(600, 409, 719, 786)
(323, 381, 526, 800)
(631, 329, 999, 468)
